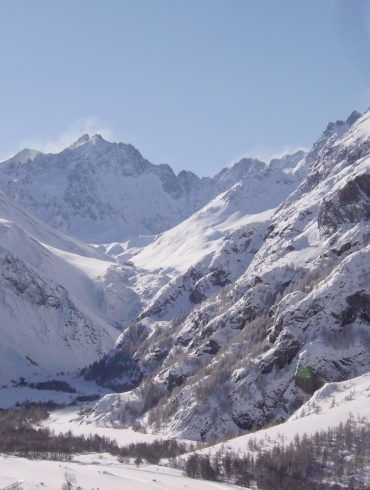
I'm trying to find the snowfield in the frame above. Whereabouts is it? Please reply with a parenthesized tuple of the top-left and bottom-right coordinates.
(133, 159, 303, 274)
(43, 406, 170, 446)
(1, 373, 368, 489)
(0, 453, 241, 490)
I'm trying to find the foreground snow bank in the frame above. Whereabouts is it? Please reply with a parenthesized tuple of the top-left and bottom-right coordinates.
(0, 452, 241, 490)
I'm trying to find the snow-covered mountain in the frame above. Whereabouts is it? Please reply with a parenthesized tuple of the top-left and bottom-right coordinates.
(0, 135, 192, 242)
(0, 192, 120, 384)
(0, 135, 305, 245)
(133, 156, 304, 275)
(81, 109, 370, 440)
(130, 154, 305, 321)
(0, 108, 368, 449)
(0, 135, 305, 385)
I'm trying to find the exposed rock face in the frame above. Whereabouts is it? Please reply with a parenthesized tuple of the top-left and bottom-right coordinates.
(83, 110, 370, 441)
(318, 174, 370, 233)
(334, 291, 370, 325)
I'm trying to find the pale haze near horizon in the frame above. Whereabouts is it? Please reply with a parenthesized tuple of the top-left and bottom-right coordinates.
(0, 0, 369, 175)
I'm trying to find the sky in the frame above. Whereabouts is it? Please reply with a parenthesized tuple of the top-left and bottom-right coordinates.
(0, 0, 370, 175)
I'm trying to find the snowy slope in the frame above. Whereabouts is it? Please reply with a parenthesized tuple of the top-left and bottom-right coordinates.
(201, 372, 370, 456)
(126, 155, 306, 322)
(0, 190, 121, 316)
(42, 406, 167, 446)
(0, 453, 240, 490)
(94, 235, 157, 262)
(133, 156, 304, 274)
(134, 191, 271, 275)
(154, 109, 370, 439)
(0, 193, 122, 384)
(0, 247, 116, 384)
(0, 191, 104, 259)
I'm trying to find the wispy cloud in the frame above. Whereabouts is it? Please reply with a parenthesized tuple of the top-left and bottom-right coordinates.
(3, 117, 116, 160)
(228, 144, 308, 167)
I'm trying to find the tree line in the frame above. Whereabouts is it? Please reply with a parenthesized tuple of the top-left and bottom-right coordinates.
(184, 415, 370, 489)
(0, 403, 188, 464)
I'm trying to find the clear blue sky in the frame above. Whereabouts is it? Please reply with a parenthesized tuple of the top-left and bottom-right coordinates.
(1, 0, 369, 175)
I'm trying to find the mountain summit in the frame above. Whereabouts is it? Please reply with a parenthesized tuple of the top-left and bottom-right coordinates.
(0, 136, 306, 243)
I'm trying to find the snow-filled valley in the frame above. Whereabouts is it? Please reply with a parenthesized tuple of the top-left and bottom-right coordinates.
(1, 373, 368, 489)
(0, 108, 369, 489)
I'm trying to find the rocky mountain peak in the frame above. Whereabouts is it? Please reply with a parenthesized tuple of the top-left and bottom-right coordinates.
(2, 148, 41, 165)
(346, 110, 362, 126)
(69, 133, 91, 148)
(90, 133, 107, 145)
(323, 109, 363, 140)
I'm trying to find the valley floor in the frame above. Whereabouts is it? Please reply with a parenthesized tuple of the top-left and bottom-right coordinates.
(0, 453, 241, 490)
(1, 374, 368, 489)
(43, 406, 169, 446)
